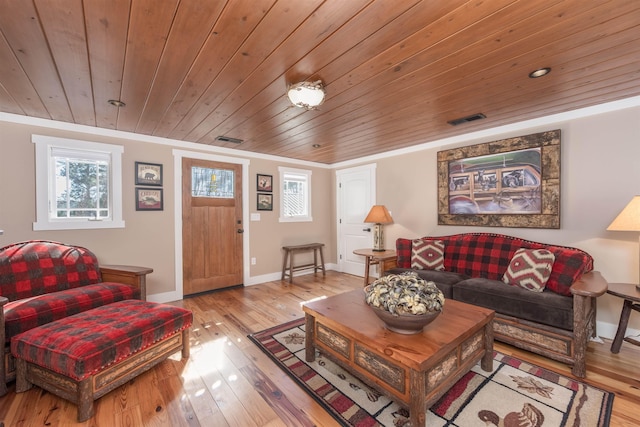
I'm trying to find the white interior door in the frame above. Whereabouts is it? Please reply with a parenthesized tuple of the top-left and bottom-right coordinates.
(336, 164, 376, 276)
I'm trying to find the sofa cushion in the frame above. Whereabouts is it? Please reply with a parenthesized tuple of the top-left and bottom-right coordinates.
(503, 248, 555, 292)
(11, 300, 193, 381)
(0, 240, 101, 302)
(4, 282, 140, 343)
(385, 267, 469, 299)
(453, 278, 573, 331)
(411, 239, 444, 271)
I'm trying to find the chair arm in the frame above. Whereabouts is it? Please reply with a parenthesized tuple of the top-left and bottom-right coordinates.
(100, 265, 153, 301)
(1, 296, 6, 348)
(0, 295, 7, 326)
(570, 270, 608, 298)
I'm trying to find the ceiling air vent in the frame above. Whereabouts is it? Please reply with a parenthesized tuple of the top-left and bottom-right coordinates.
(447, 113, 486, 126)
(214, 135, 243, 144)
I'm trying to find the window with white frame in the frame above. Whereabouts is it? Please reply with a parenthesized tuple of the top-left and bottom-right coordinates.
(33, 135, 124, 230)
(279, 166, 312, 222)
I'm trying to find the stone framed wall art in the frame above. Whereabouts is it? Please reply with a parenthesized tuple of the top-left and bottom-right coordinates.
(437, 130, 560, 229)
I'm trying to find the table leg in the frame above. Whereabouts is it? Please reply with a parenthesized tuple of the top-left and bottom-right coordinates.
(611, 299, 633, 353)
(363, 256, 371, 286)
(409, 369, 426, 427)
(281, 249, 289, 280)
(305, 314, 316, 362)
(379, 259, 388, 277)
(319, 246, 326, 276)
(288, 251, 294, 283)
(313, 248, 318, 273)
(481, 319, 494, 371)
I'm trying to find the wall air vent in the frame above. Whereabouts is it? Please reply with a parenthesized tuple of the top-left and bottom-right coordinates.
(214, 135, 243, 144)
(447, 113, 486, 126)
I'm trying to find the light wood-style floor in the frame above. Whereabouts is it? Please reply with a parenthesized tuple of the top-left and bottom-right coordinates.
(1, 271, 639, 426)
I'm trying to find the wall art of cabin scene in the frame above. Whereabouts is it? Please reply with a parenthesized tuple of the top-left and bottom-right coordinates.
(448, 148, 542, 215)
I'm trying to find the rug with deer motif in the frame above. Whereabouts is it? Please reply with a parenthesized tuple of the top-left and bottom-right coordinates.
(249, 319, 613, 427)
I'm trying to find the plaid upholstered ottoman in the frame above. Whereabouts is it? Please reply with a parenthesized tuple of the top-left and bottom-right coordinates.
(11, 299, 193, 422)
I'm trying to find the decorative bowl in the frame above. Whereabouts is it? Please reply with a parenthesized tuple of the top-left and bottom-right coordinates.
(369, 305, 441, 334)
(364, 272, 445, 334)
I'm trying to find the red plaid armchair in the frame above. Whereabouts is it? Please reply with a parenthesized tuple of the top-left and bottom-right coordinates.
(0, 240, 152, 395)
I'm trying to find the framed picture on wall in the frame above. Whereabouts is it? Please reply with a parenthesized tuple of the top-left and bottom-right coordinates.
(257, 193, 273, 211)
(437, 129, 560, 228)
(257, 174, 273, 192)
(135, 162, 163, 186)
(136, 188, 163, 211)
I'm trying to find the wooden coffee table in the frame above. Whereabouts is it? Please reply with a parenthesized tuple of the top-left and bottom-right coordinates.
(303, 289, 494, 427)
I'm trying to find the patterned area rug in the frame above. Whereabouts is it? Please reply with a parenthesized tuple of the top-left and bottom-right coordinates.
(249, 318, 613, 427)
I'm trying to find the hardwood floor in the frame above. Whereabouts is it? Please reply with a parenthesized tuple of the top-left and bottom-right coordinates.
(1, 271, 639, 426)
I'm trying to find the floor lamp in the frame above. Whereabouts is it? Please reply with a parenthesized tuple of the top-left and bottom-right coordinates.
(364, 205, 393, 252)
(607, 196, 640, 291)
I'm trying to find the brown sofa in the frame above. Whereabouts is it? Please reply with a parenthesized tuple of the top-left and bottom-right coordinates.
(386, 233, 608, 378)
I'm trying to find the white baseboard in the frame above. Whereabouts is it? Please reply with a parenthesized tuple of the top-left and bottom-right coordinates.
(147, 263, 341, 302)
(146, 290, 183, 304)
(596, 320, 639, 341)
(245, 263, 339, 286)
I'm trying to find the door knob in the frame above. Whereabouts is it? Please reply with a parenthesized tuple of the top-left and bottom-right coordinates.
(363, 227, 371, 232)
(237, 229, 244, 234)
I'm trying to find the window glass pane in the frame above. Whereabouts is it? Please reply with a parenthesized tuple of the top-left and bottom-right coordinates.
(191, 167, 234, 198)
(283, 173, 307, 216)
(53, 155, 109, 219)
(279, 166, 312, 222)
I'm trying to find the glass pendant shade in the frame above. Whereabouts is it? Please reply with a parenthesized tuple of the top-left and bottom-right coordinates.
(287, 81, 326, 110)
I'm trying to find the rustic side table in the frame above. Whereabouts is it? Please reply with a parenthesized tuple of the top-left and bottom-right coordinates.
(607, 282, 640, 353)
(353, 248, 397, 286)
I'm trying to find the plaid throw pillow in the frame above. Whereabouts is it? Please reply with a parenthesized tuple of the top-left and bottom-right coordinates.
(503, 248, 556, 292)
(411, 239, 445, 271)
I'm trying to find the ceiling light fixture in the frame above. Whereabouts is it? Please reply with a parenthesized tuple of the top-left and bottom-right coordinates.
(287, 80, 326, 110)
(528, 67, 551, 78)
(107, 99, 126, 107)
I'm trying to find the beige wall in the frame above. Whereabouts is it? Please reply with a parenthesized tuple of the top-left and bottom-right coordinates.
(0, 120, 335, 298)
(246, 158, 335, 277)
(342, 105, 640, 337)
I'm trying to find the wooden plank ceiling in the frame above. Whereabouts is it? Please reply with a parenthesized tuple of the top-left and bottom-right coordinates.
(0, 0, 639, 164)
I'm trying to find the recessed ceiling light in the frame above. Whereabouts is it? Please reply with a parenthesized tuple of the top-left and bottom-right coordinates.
(312, 144, 321, 148)
(108, 99, 126, 107)
(528, 67, 551, 78)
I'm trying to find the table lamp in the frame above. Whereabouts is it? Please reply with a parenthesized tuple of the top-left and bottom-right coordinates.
(607, 195, 640, 291)
(364, 205, 393, 251)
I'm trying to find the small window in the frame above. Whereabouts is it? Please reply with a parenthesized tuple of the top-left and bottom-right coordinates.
(33, 135, 124, 230)
(279, 167, 312, 222)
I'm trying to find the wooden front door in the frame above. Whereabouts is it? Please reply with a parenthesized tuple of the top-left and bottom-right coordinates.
(182, 158, 243, 296)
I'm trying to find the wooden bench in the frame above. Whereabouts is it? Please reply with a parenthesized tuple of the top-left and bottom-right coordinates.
(12, 300, 192, 422)
(281, 243, 326, 283)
